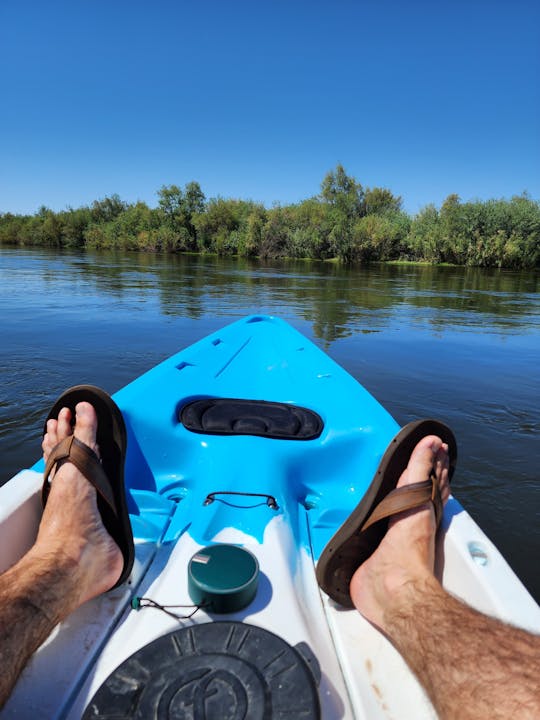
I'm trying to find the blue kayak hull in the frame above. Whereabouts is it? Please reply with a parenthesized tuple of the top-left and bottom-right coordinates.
(111, 314, 399, 558)
(8, 314, 537, 719)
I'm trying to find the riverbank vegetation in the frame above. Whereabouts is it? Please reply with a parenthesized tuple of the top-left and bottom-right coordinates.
(1, 166, 538, 268)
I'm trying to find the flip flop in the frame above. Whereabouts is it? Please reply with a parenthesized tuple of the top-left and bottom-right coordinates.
(316, 419, 457, 608)
(42, 385, 134, 590)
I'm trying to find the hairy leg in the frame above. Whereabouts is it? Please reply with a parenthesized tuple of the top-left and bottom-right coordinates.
(0, 403, 123, 707)
(350, 436, 540, 720)
(384, 575, 540, 719)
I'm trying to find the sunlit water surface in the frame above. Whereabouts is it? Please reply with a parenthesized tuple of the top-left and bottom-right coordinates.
(1, 247, 538, 601)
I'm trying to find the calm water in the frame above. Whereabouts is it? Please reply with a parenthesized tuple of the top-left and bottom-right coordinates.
(1, 247, 539, 602)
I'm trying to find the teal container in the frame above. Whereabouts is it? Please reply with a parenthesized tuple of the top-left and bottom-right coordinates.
(188, 544, 259, 613)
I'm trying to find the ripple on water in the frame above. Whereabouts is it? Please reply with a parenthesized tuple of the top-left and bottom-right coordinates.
(1, 248, 539, 602)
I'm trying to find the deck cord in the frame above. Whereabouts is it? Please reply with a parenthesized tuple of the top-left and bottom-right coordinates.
(131, 596, 207, 622)
(203, 490, 279, 509)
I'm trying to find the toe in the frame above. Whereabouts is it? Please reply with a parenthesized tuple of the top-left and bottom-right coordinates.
(396, 435, 442, 490)
(57, 407, 73, 440)
(42, 418, 59, 457)
(43, 407, 73, 460)
(435, 445, 451, 502)
(73, 402, 99, 454)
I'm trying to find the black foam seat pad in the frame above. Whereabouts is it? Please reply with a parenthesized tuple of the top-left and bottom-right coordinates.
(180, 398, 323, 440)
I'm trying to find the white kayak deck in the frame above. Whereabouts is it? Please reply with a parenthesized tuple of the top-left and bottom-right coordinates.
(1, 468, 539, 719)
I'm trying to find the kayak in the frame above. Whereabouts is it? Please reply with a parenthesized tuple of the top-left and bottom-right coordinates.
(1, 314, 539, 719)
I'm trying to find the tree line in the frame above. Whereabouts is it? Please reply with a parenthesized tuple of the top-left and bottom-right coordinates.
(1, 166, 538, 268)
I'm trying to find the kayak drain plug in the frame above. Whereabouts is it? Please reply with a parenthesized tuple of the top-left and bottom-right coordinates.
(188, 544, 259, 613)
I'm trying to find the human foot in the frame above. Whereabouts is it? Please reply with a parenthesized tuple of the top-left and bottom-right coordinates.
(35, 401, 124, 609)
(350, 435, 450, 631)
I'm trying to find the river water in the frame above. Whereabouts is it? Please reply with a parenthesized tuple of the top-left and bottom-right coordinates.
(1, 247, 539, 602)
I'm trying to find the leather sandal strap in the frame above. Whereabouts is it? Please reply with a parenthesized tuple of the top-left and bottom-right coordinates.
(361, 475, 442, 532)
(42, 435, 117, 515)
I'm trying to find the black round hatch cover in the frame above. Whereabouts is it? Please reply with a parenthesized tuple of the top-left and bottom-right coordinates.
(83, 621, 321, 719)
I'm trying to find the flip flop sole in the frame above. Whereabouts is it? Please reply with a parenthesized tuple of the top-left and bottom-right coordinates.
(316, 419, 457, 607)
(43, 385, 134, 589)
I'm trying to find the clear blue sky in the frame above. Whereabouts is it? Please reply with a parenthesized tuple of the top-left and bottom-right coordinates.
(1, 0, 538, 215)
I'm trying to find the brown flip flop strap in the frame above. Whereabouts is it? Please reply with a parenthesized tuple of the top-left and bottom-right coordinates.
(361, 475, 442, 532)
(42, 435, 118, 515)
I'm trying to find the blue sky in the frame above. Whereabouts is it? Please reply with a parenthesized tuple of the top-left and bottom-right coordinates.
(1, 0, 538, 215)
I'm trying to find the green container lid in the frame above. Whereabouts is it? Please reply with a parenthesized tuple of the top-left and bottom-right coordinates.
(188, 544, 259, 614)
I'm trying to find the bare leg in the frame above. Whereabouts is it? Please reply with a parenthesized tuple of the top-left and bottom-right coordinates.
(350, 436, 540, 720)
(0, 403, 123, 707)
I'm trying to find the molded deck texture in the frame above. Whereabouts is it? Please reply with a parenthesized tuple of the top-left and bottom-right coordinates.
(117, 314, 399, 554)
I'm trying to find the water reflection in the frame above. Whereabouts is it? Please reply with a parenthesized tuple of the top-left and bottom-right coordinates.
(11, 249, 538, 345)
